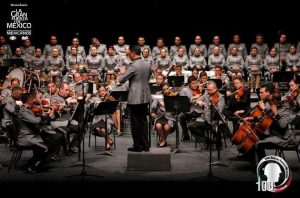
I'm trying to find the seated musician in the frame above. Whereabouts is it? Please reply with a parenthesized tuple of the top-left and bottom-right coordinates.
(174, 65, 183, 76)
(210, 65, 230, 86)
(1, 78, 20, 99)
(49, 83, 79, 155)
(188, 81, 225, 146)
(250, 92, 292, 162)
(1, 86, 22, 147)
(17, 93, 50, 173)
(43, 82, 57, 99)
(287, 79, 300, 129)
(90, 85, 117, 148)
(154, 74, 164, 90)
(224, 77, 250, 133)
(179, 76, 204, 141)
(151, 83, 177, 147)
(191, 68, 199, 80)
(235, 84, 272, 159)
(0, 46, 9, 64)
(198, 71, 208, 85)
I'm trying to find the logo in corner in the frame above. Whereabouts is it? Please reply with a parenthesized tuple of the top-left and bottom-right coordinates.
(256, 155, 292, 192)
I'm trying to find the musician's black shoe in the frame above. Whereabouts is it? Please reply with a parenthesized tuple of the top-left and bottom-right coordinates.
(143, 147, 150, 152)
(127, 146, 142, 152)
(70, 146, 78, 154)
(26, 166, 37, 174)
(181, 136, 190, 141)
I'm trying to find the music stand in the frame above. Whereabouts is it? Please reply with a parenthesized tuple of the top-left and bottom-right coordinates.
(191, 97, 228, 183)
(149, 84, 162, 94)
(93, 100, 119, 156)
(66, 99, 104, 181)
(0, 66, 9, 83)
(273, 71, 294, 82)
(110, 91, 128, 102)
(164, 96, 190, 154)
(167, 76, 184, 87)
(273, 71, 294, 94)
(110, 91, 129, 136)
(209, 79, 223, 89)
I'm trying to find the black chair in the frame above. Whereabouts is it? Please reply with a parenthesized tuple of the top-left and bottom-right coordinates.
(275, 126, 300, 162)
(8, 144, 35, 173)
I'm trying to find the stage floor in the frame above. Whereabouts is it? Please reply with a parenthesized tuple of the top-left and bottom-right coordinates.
(0, 123, 299, 195)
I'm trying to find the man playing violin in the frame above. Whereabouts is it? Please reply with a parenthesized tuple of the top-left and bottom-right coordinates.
(188, 81, 225, 146)
(179, 76, 205, 141)
(224, 77, 250, 133)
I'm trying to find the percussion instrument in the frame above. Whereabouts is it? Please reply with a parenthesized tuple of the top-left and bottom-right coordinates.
(3, 67, 40, 92)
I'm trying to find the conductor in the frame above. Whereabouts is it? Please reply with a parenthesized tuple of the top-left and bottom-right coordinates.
(118, 45, 152, 152)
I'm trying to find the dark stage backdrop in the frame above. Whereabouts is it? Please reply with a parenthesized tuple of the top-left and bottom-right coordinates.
(1, 0, 299, 51)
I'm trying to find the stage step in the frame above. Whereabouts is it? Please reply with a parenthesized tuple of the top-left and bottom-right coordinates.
(127, 147, 171, 171)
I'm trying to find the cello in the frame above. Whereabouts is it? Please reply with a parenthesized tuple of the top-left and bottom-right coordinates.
(231, 96, 273, 153)
(231, 88, 298, 153)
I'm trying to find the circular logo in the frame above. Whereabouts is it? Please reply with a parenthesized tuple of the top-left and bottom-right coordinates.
(256, 155, 292, 192)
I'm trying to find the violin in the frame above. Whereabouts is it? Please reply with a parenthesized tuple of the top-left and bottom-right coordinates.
(168, 91, 177, 96)
(192, 88, 201, 96)
(211, 91, 219, 106)
(192, 84, 205, 96)
(283, 84, 300, 102)
(235, 86, 245, 101)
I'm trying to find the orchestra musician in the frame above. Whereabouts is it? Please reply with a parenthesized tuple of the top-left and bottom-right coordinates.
(224, 77, 250, 133)
(17, 93, 50, 173)
(179, 76, 204, 141)
(210, 65, 230, 86)
(287, 79, 300, 128)
(89, 85, 116, 149)
(187, 81, 225, 146)
(237, 84, 272, 159)
(1, 86, 22, 147)
(151, 83, 177, 147)
(1, 78, 21, 99)
(49, 82, 79, 155)
(253, 92, 292, 162)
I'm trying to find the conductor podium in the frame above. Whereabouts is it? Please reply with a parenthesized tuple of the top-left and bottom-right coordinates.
(127, 147, 171, 171)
